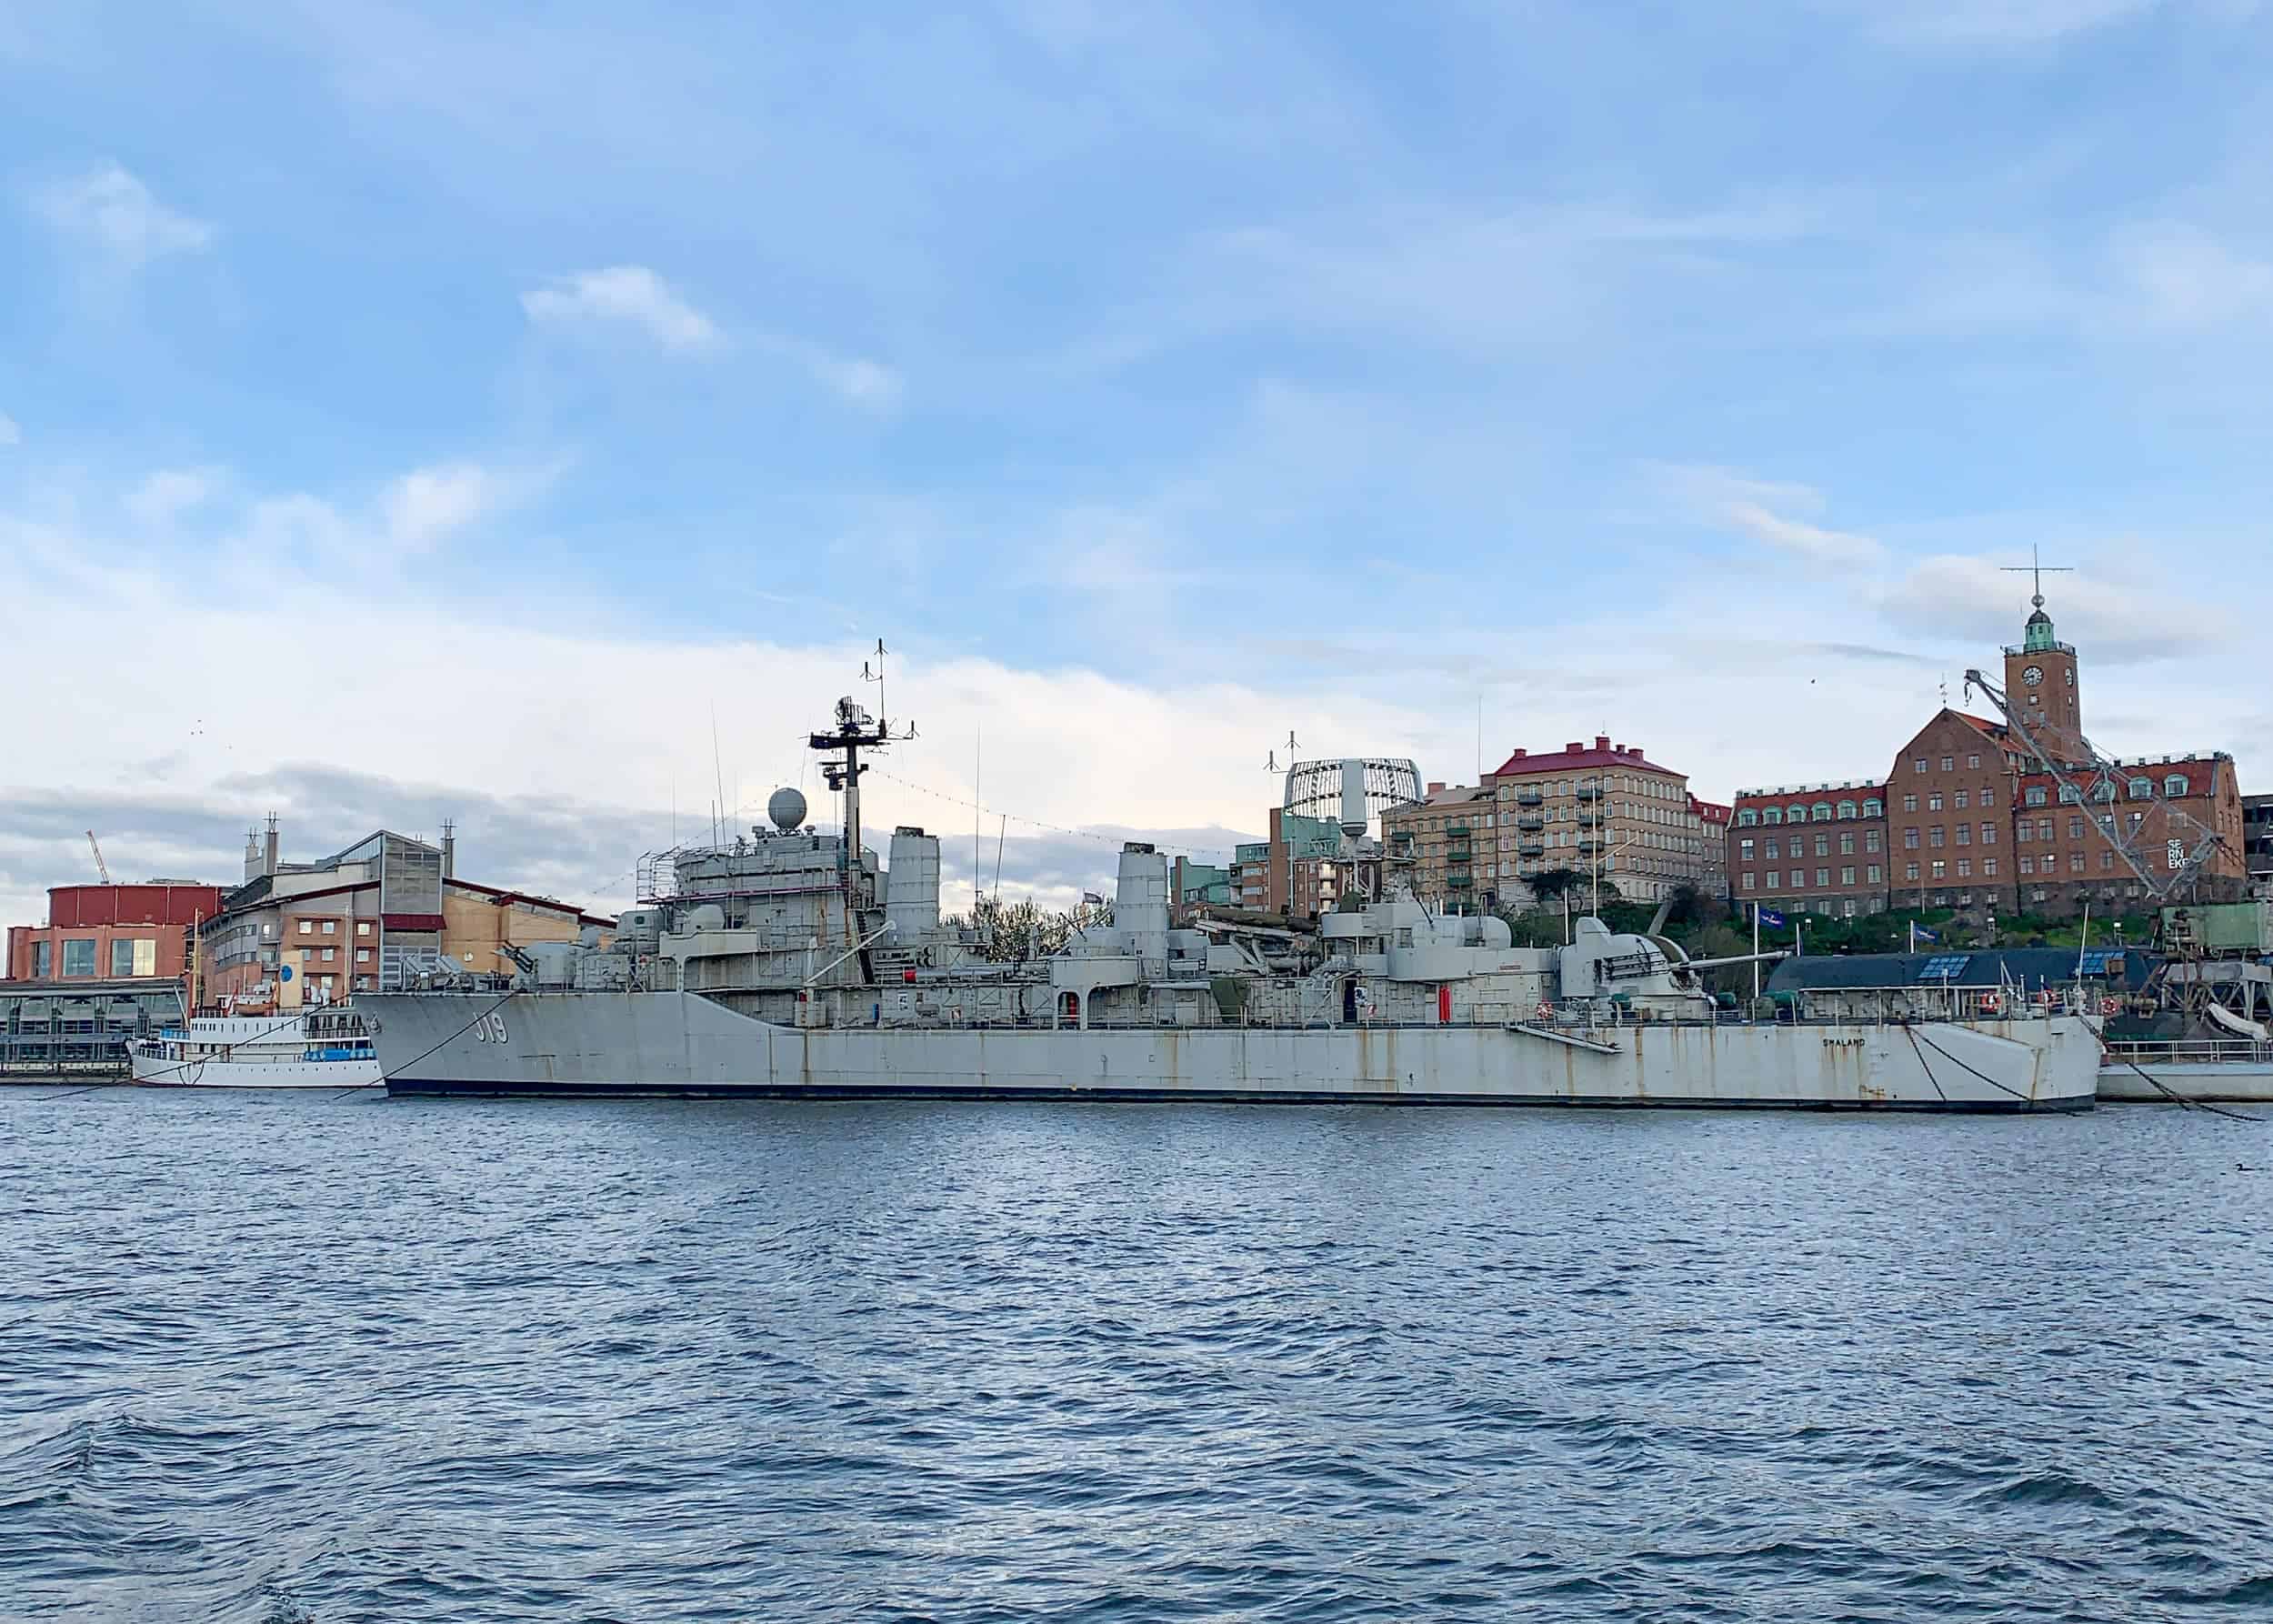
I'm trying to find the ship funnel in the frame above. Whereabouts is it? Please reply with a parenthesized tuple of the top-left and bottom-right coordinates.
(1116, 843, 1170, 967)
(886, 827, 940, 941)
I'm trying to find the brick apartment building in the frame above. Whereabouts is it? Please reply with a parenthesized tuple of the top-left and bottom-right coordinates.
(1730, 591, 2246, 921)
(5, 881, 225, 983)
(1384, 736, 1717, 911)
(1226, 807, 1378, 920)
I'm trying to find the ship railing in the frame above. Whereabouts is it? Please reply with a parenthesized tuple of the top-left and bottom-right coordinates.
(2103, 1038, 2273, 1066)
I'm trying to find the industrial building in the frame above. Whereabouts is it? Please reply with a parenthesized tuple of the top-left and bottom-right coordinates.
(5, 881, 224, 984)
(200, 818, 613, 1011)
(0, 977, 188, 1077)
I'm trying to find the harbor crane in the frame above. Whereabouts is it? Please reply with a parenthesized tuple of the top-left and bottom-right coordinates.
(1960, 668, 2228, 902)
(86, 830, 112, 885)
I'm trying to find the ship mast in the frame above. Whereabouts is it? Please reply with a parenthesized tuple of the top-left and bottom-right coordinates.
(812, 694, 892, 979)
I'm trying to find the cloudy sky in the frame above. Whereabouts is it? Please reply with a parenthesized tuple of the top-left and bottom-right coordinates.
(5, 0, 2272, 926)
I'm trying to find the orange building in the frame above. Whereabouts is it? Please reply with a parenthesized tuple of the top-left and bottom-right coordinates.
(5, 883, 224, 983)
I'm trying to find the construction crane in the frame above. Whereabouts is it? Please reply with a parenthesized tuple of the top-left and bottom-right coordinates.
(85, 830, 112, 885)
(1961, 668, 2227, 901)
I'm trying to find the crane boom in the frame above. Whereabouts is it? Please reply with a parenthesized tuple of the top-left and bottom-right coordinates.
(85, 830, 112, 886)
(1960, 669, 2225, 901)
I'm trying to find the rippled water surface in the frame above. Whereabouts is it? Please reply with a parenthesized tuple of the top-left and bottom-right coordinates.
(6, 1089, 2273, 1621)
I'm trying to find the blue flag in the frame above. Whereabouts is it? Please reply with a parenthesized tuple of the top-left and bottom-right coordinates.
(1913, 925, 1939, 945)
(1757, 907, 1787, 928)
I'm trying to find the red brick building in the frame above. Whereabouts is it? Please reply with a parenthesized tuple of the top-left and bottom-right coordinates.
(5, 883, 224, 983)
(1730, 591, 2247, 922)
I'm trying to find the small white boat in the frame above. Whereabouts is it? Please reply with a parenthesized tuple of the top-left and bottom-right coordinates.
(129, 1010, 381, 1090)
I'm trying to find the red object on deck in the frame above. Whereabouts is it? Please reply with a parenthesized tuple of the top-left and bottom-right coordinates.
(1438, 984, 1452, 1025)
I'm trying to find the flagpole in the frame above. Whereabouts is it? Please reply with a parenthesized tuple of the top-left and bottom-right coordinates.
(1751, 901, 1760, 1002)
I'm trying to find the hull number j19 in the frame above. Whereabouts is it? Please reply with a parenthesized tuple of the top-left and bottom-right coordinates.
(472, 1013, 510, 1044)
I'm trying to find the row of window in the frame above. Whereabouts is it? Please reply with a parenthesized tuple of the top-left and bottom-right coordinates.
(1901, 787, 1996, 813)
(1739, 832, 1884, 861)
(1744, 867, 1886, 890)
(295, 918, 375, 937)
(298, 947, 375, 965)
(2020, 776, 2190, 807)
(25, 937, 160, 978)
(1910, 753, 1990, 775)
(1734, 797, 1884, 827)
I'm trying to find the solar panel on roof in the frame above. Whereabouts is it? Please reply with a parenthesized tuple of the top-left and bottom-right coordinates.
(2078, 948, 2120, 974)
(1917, 954, 1973, 981)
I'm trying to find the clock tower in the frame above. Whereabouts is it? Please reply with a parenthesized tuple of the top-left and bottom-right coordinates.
(2002, 586, 2085, 766)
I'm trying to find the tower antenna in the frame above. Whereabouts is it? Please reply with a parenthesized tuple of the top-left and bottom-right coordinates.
(1999, 544, 2074, 609)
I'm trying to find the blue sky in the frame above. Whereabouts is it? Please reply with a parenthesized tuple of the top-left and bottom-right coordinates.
(5, 0, 2272, 918)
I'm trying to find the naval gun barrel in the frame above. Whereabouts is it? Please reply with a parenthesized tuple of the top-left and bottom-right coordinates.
(1676, 948, 1793, 972)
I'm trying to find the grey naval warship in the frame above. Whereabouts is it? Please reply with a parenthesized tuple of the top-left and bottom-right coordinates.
(357, 697, 2100, 1110)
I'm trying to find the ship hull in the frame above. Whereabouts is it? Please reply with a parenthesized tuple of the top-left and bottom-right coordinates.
(360, 993, 2100, 1111)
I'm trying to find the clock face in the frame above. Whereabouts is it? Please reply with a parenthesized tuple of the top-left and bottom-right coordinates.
(2023, 666, 2043, 687)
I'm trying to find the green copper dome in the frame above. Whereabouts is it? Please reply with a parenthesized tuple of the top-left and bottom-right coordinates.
(2022, 600, 2058, 653)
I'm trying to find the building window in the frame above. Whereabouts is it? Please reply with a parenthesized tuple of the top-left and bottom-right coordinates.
(2019, 856, 2035, 875)
(1839, 832, 1856, 855)
(32, 940, 51, 977)
(1955, 824, 1970, 845)
(2038, 818, 2053, 841)
(2070, 853, 2086, 874)
(1762, 807, 1781, 825)
(1866, 830, 1882, 853)
(2066, 817, 2082, 840)
(2018, 823, 2032, 843)
(1983, 857, 1997, 876)
(1841, 866, 1856, 885)
(1813, 803, 1832, 822)
(1814, 834, 1830, 857)
(1938, 757, 1952, 772)
(1968, 754, 1981, 769)
(1903, 794, 1918, 813)
(2128, 777, 2154, 799)
(61, 938, 97, 977)
(357, 920, 372, 936)
(1954, 789, 1968, 810)
(1741, 872, 1756, 891)
(1957, 859, 1971, 877)
(1811, 867, 1827, 887)
(1766, 871, 1780, 889)
(321, 947, 335, 962)
(1738, 838, 1755, 859)
(1905, 862, 1920, 881)
(1928, 793, 1944, 812)
(356, 948, 371, 964)
(1788, 804, 1807, 823)
(1867, 865, 1883, 883)
(1928, 827, 1945, 847)
(2059, 785, 2081, 804)
(1863, 797, 1883, 817)
(2026, 787, 2048, 807)
(1981, 788, 1996, 807)
(1930, 861, 1946, 879)
(299, 920, 314, 935)
(1981, 823, 1997, 845)
(321, 920, 335, 935)
(1914, 758, 1927, 774)
(2100, 850, 2115, 871)
(2166, 775, 2190, 798)
(1837, 800, 1857, 819)
(109, 938, 156, 977)
(1765, 838, 1780, 860)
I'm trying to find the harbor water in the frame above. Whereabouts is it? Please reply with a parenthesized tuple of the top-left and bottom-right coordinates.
(5, 1090, 2273, 1620)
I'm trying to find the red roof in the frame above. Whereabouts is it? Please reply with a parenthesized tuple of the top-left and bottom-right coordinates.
(1689, 797, 1732, 825)
(1491, 736, 1683, 778)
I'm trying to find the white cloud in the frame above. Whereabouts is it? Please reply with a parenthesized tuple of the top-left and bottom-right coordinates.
(1648, 462, 1884, 567)
(803, 351, 904, 410)
(2111, 222, 2273, 329)
(520, 266, 720, 353)
(382, 462, 506, 548)
(0, 413, 16, 446)
(124, 467, 222, 526)
(30, 161, 214, 269)
(1875, 552, 2231, 665)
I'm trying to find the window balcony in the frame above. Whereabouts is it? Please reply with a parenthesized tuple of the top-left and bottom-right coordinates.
(1447, 847, 1472, 863)
(1446, 824, 1470, 837)
(1577, 813, 1600, 828)
(1577, 786, 1600, 801)
(1447, 876, 1474, 889)
(1515, 790, 1543, 807)
(1518, 842, 1546, 857)
(1517, 816, 1544, 831)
